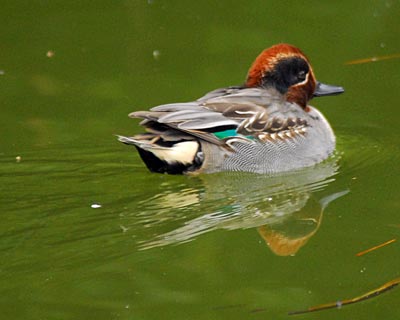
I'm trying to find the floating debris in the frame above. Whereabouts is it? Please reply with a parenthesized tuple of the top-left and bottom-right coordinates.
(288, 277, 400, 315)
(356, 238, 396, 257)
(16, 156, 21, 163)
(91, 203, 102, 209)
(152, 50, 161, 60)
(345, 53, 400, 65)
(0, 70, 4, 75)
(120, 225, 129, 233)
(46, 50, 55, 58)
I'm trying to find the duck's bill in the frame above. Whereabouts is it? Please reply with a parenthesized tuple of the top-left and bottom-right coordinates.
(313, 81, 344, 97)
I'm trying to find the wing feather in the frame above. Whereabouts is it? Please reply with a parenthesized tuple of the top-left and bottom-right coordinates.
(126, 86, 307, 146)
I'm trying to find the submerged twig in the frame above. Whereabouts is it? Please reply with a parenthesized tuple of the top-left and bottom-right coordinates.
(345, 53, 400, 65)
(288, 277, 400, 316)
(356, 238, 396, 257)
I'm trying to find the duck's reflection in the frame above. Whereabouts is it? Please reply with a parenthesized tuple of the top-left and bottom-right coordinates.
(136, 157, 348, 255)
(257, 195, 322, 256)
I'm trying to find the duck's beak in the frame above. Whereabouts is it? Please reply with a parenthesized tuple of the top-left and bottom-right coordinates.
(313, 81, 344, 97)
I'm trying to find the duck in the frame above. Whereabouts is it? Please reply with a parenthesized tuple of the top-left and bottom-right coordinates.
(118, 43, 344, 175)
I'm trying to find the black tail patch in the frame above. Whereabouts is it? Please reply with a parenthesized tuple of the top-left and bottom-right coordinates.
(135, 144, 203, 175)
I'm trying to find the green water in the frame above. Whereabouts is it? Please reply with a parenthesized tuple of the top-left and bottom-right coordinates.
(2, 1, 400, 319)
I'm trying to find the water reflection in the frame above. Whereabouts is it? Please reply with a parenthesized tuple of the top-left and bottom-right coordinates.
(135, 156, 348, 255)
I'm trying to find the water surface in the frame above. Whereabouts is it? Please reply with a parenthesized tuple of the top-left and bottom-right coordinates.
(2, 1, 400, 319)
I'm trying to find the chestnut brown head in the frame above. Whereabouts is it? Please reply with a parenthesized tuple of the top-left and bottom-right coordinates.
(246, 44, 344, 108)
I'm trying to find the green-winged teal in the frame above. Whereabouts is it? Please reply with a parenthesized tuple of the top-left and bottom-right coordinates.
(118, 44, 344, 174)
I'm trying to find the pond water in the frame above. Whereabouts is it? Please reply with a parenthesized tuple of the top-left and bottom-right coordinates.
(1, 1, 400, 319)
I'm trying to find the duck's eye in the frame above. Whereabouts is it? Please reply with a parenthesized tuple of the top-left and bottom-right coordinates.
(298, 70, 307, 81)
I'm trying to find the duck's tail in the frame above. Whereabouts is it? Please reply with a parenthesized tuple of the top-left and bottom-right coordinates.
(117, 135, 203, 174)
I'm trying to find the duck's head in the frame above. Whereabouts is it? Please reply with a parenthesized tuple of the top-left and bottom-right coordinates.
(245, 43, 344, 109)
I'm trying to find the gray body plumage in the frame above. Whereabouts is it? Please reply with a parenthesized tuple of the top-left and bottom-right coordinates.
(198, 106, 335, 174)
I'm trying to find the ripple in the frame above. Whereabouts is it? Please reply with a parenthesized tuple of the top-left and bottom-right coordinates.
(336, 129, 399, 175)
